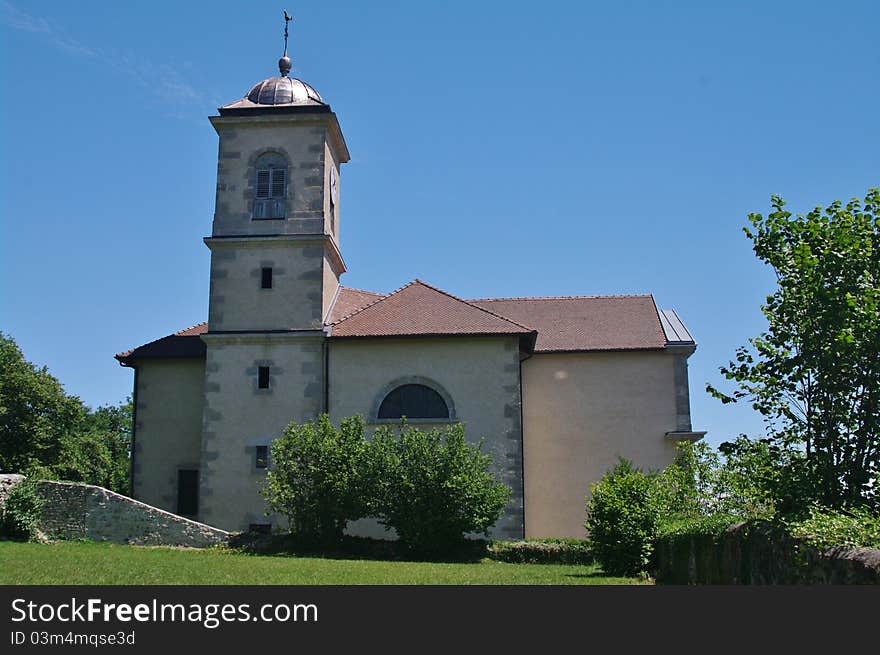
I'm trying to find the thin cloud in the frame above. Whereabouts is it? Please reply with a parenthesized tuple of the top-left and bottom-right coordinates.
(1, 0, 97, 57)
(1, 1, 218, 117)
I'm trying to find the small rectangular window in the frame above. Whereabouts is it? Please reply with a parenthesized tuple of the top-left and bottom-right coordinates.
(249, 523, 271, 534)
(258, 366, 270, 389)
(261, 267, 273, 289)
(255, 445, 269, 470)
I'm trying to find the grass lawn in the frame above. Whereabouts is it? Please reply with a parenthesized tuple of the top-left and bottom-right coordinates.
(0, 541, 647, 585)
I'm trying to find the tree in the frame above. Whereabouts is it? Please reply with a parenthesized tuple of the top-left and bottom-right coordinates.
(261, 414, 371, 542)
(708, 188, 880, 509)
(0, 332, 132, 494)
(370, 422, 511, 555)
(0, 332, 84, 474)
(54, 400, 133, 494)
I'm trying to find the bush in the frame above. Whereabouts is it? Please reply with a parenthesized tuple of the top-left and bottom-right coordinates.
(585, 459, 660, 576)
(716, 435, 812, 517)
(787, 505, 880, 550)
(0, 481, 43, 541)
(370, 422, 511, 556)
(261, 415, 370, 544)
(488, 539, 592, 565)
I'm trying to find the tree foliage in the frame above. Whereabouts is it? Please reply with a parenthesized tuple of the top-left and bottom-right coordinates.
(708, 188, 880, 509)
(261, 416, 511, 555)
(0, 480, 44, 541)
(0, 332, 131, 494)
(370, 422, 511, 555)
(586, 441, 783, 576)
(585, 459, 660, 576)
(262, 415, 371, 543)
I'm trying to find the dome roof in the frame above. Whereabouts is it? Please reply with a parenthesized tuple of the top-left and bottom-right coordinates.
(246, 76, 323, 106)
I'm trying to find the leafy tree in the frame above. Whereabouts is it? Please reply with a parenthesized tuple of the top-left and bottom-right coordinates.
(708, 188, 880, 509)
(0, 332, 132, 494)
(0, 332, 84, 473)
(54, 400, 133, 494)
(370, 422, 511, 555)
(261, 415, 371, 543)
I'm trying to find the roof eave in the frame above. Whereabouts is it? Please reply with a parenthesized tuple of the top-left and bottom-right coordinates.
(665, 342, 697, 356)
(329, 331, 534, 342)
(533, 346, 670, 355)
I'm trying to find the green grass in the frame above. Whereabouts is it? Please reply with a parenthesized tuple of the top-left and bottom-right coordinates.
(0, 541, 647, 585)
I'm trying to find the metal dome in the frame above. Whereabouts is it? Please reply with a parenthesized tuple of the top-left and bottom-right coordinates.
(246, 76, 323, 106)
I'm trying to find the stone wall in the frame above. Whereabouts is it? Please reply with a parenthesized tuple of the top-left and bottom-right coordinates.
(4, 479, 229, 548)
(655, 521, 880, 584)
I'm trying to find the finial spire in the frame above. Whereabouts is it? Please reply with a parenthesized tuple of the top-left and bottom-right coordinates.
(279, 11, 293, 77)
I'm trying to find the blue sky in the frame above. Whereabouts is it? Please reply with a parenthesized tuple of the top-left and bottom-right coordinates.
(1, 1, 878, 448)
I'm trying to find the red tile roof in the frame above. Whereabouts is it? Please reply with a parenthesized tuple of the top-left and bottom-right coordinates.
(115, 322, 208, 363)
(470, 295, 668, 352)
(116, 284, 688, 363)
(327, 287, 384, 324)
(330, 280, 536, 341)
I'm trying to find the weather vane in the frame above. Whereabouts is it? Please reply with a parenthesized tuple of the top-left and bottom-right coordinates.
(283, 11, 292, 56)
(279, 10, 293, 77)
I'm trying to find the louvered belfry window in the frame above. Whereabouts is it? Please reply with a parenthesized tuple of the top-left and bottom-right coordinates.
(253, 153, 288, 219)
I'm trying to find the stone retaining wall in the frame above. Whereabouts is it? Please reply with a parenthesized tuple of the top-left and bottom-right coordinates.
(655, 521, 880, 584)
(1, 475, 229, 548)
(34, 481, 230, 547)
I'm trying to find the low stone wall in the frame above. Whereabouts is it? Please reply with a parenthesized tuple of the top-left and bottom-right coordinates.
(33, 481, 230, 547)
(655, 521, 880, 585)
(1, 475, 229, 548)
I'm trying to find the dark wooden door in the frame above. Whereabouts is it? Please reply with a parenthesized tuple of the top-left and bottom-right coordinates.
(177, 469, 199, 517)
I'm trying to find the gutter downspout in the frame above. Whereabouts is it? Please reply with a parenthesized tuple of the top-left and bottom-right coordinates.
(128, 365, 138, 498)
(322, 334, 330, 416)
(518, 354, 526, 540)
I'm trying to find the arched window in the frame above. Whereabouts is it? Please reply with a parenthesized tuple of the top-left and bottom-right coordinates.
(378, 384, 450, 419)
(253, 152, 288, 219)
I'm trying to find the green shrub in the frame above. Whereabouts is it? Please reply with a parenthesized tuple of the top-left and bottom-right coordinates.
(488, 539, 592, 565)
(585, 459, 660, 576)
(370, 422, 511, 556)
(261, 415, 370, 544)
(0, 481, 43, 541)
(787, 505, 880, 550)
(716, 436, 812, 517)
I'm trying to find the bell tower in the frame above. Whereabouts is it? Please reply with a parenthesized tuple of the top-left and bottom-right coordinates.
(198, 15, 349, 530)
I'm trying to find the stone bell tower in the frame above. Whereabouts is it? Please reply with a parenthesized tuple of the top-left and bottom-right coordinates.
(198, 18, 350, 530)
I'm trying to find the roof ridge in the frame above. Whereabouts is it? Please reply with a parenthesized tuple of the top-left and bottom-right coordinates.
(470, 293, 654, 302)
(330, 280, 417, 326)
(332, 279, 535, 333)
(175, 321, 208, 335)
(339, 285, 384, 296)
(410, 279, 536, 332)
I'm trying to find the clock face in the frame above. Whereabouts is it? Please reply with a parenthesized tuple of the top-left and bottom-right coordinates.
(329, 167, 338, 206)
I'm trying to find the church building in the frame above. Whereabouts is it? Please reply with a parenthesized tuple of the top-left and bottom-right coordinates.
(116, 33, 704, 539)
